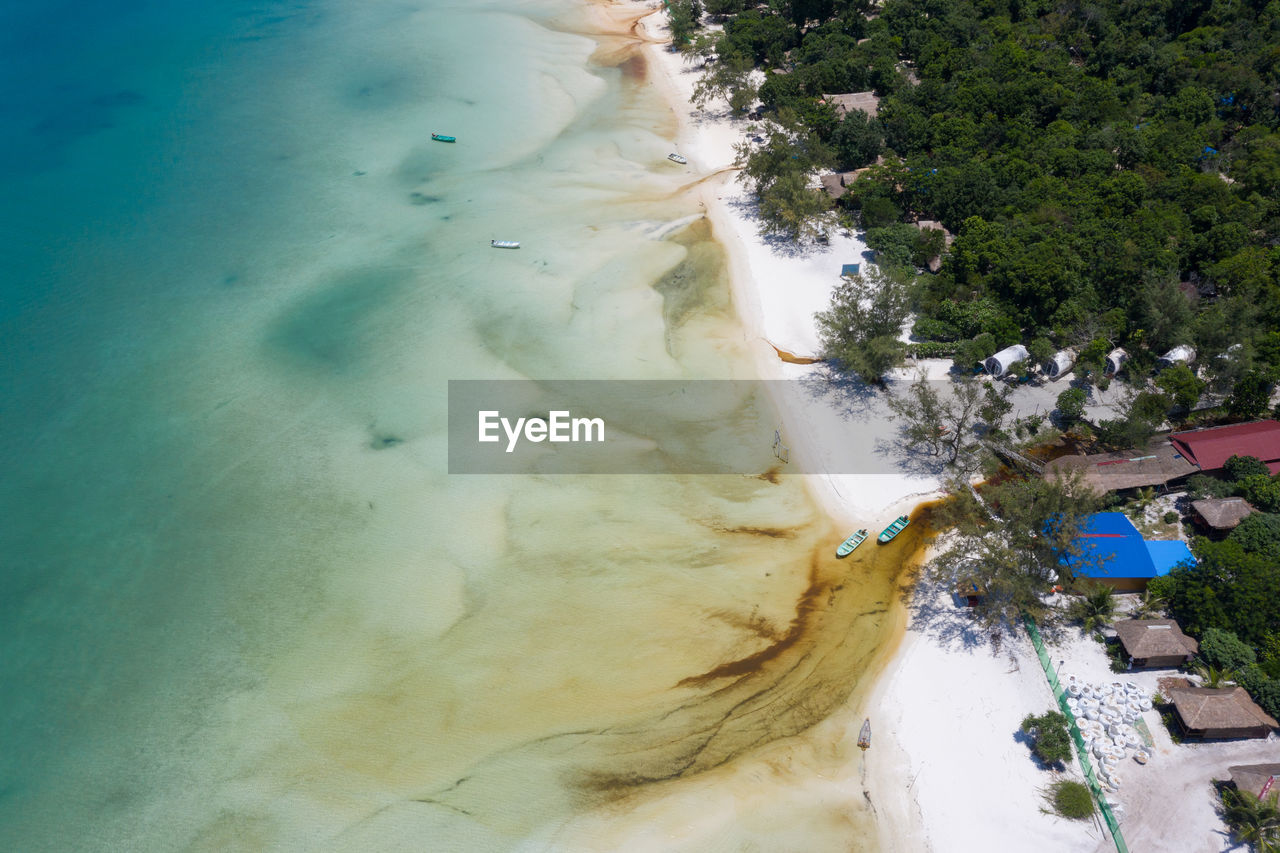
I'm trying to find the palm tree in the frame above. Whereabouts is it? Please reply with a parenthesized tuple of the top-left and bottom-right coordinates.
(1132, 588, 1167, 619)
(1218, 787, 1280, 852)
(1066, 582, 1116, 635)
(1191, 661, 1237, 689)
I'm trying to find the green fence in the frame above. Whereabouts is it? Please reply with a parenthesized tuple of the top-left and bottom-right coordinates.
(1023, 614, 1130, 853)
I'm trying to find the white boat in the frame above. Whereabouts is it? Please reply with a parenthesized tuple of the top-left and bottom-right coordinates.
(490, 240, 520, 249)
(667, 153, 687, 164)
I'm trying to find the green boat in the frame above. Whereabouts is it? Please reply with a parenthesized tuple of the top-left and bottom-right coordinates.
(877, 515, 910, 544)
(836, 528, 868, 557)
(431, 133, 456, 143)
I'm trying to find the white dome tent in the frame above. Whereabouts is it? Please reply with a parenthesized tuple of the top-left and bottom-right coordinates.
(1044, 348, 1076, 380)
(984, 344, 1029, 378)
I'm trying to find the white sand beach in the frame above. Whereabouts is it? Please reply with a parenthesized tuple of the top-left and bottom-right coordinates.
(593, 4, 1279, 852)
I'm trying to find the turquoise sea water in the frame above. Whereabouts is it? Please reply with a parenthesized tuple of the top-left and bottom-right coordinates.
(0, 2, 906, 849)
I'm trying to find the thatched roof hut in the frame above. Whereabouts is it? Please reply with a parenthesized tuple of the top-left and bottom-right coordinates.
(820, 171, 861, 200)
(1113, 619, 1199, 668)
(820, 91, 880, 118)
(1227, 763, 1280, 799)
(1044, 439, 1199, 494)
(1191, 498, 1256, 531)
(1167, 686, 1278, 739)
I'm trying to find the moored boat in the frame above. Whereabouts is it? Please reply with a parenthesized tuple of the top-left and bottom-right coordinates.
(858, 718, 871, 750)
(667, 152, 687, 164)
(877, 515, 909, 544)
(431, 133, 457, 143)
(490, 240, 520, 249)
(836, 528, 868, 557)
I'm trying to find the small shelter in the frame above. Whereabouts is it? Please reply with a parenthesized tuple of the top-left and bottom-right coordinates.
(1043, 349, 1077, 380)
(820, 170, 861, 200)
(1045, 439, 1199, 494)
(1157, 345, 1196, 368)
(820, 91, 880, 118)
(1105, 347, 1128, 375)
(1191, 497, 1256, 533)
(1061, 512, 1195, 592)
(1166, 686, 1279, 739)
(1227, 764, 1280, 800)
(984, 344, 1029, 378)
(1113, 618, 1199, 668)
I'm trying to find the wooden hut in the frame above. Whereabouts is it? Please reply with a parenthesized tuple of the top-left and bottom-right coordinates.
(1166, 686, 1278, 739)
(1191, 498, 1256, 533)
(1113, 618, 1199, 668)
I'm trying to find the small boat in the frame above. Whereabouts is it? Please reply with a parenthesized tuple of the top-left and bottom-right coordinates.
(490, 240, 520, 249)
(857, 718, 871, 750)
(877, 515, 909, 544)
(836, 528, 868, 557)
(431, 133, 456, 143)
(667, 153, 687, 164)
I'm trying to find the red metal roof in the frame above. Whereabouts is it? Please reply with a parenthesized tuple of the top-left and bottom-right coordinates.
(1170, 420, 1280, 472)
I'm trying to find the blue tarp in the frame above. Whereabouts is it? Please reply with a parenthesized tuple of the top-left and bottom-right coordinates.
(841, 263, 861, 277)
(1063, 512, 1195, 580)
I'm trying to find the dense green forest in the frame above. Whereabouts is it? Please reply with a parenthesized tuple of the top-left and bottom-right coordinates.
(673, 0, 1280, 402)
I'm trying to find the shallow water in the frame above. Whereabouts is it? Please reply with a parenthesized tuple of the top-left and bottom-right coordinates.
(0, 1, 911, 849)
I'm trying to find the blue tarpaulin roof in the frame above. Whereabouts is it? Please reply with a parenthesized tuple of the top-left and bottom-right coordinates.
(1063, 512, 1195, 579)
(841, 263, 861, 277)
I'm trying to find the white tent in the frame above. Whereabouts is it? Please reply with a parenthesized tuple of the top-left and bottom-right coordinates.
(1044, 348, 1076, 380)
(1157, 345, 1196, 367)
(1105, 348, 1128, 375)
(984, 344, 1029, 378)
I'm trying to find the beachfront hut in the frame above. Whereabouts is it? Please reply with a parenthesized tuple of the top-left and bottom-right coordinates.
(1060, 512, 1195, 592)
(1043, 349, 1077, 380)
(1113, 619, 1199, 668)
(1044, 439, 1199, 495)
(1157, 345, 1196, 369)
(984, 344, 1029, 378)
(1105, 348, 1128, 376)
(1227, 764, 1280, 799)
(1190, 497, 1255, 533)
(1166, 686, 1279, 739)
(820, 171, 861, 200)
(820, 91, 880, 118)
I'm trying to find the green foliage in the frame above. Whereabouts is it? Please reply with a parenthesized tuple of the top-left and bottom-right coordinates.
(831, 109, 882, 171)
(1065, 582, 1116, 635)
(666, 0, 702, 48)
(887, 375, 1002, 468)
(1055, 387, 1087, 427)
(954, 334, 996, 371)
(1198, 628, 1257, 673)
(1239, 474, 1280, 514)
(1160, 539, 1280, 649)
(1155, 363, 1205, 412)
(1186, 473, 1233, 500)
(1020, 710, 1073, 768)
(1217, 787, 1280, 852)
(1163, 510, 1180, 524)
(927, 473, 1102, 628)
(905, 341, 957, 358)
(1046, 780, 1095, 821)
(815, 268, 909, 383)
(1236, 665, 1280, 722)
(1225, 455, 1273, 483)
(1229, 370, 1276, 421)
(757, 170, 837, 241)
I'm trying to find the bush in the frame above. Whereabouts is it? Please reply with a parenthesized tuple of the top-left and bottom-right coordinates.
(1199, 628, 1257, 672)
(906, 341, 958, 358)
(1229, 513, 1280, 553)
(1046, 780, 1095, 820)
(1056, 387, 1087, 426)
(1020, 711, 1073, 767)
(1236, 665, 1280, 721)
(1186, 473, 1233, 499)
(1163, 510, 1180, 524)
(1160, 711, 1184, 744)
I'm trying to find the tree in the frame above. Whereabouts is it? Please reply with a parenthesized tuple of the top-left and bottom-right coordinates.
(1229, 513, 1280, 554)
(954, 333, 997, 372)
(1055, 387, 1087, 427)
(1155, 363, 1205, 412)
(1019, 710, 1073, 767)
(1218, 787, 1280, 852)
(815, 268, 910, 383)
(1226, 455, 1273, 483)
(1229, 369, 1275, 420)
(666, 0, 702, 48)
(1028, 337, 1055, 372)
(1198, 628, 1258, 673)
(926, 472, 1102, 627)
(887, 375, 999, 468)
(1065, 582, 1116, 636)
(691, 50, 757, 112)
(756, 169, 837, 241)
(1190, 662, 1237, 688)
(1239, 474, 1280, 514)
(831, 109, 883, 170)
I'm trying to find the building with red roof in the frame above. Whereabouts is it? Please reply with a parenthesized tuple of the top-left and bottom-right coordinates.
(1170, 419, 1280, 475)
